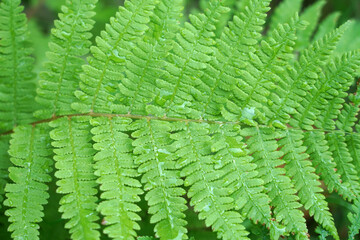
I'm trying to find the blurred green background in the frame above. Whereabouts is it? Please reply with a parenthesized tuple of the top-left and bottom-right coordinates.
(0, 0, 359, 239)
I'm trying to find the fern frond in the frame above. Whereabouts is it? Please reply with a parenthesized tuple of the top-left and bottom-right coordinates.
(303, 131, 356, 201)
(242, 126, 308, 238)
(348, 200, 360, 240)
(269, 22, 350, 125)
(295, 0, 326, 50)
(268, 0, 303, 35)
(326, 131, 360, 196)
(336, 94, 360, 132)
(201, 0, 271, 121)
(172, 122, 248, 240)
(50, 116, 100, 240)
(150, 0, 229, 119)
(0, 135, 10, 208)
(4, 124, 52, 240)
(131, 119, 187, 239)
(113, 0, 183, 115)
(279, 129, 338, 239)
(210, 124, 286, 239)
(90, 116, 143, 240)
(0, 0, 37, 132)
(72, 0, 159, 114)
(34, 0, 97, 119)
(222, 14, 304, 124)
(292, 51, 360, 131)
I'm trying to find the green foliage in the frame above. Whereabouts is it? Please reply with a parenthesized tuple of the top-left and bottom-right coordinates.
(1, 0, 360, 239)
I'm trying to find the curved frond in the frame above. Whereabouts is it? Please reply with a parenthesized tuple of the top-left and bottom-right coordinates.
(90, 117, 143, 240)
(131, 119, 187, 239)
(4, 124, 52, 240)
(50, 116, 100, 240)
(0, 0, 37, 132)
(35, 0, 98, 118)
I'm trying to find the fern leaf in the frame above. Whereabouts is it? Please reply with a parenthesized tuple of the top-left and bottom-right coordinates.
(152, 0, 229, 119)
(35, 0, 97, 118)
(278, 129, 338, 239)
(242, 126, 308, 238)
(292, 51, 360, 131)
(268, 0, 303, 35)
(4, 124, 52, 240)
(222, 14, 304, 124)
(90, 117, 143, 240)
(131, 119, 187, 239)
(202, 0, 271, 121)
(113, 0, 183, 115)
(210, 124, 285, 239)
(326, 131, 360, 196)
(50, 116, 100, 240)
(303, 131, 356, 201)
(0, 135, 10, 208)
(0, 0, 37, 132)
(348, 200, 360, 240)
(172, 122, 249, 240)
(72, 0, 159, 114)
(269, 22, 351, 125)
(295, 0, 326, 50)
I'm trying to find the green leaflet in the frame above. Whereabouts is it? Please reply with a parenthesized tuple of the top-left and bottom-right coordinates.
(293, 51, 360, 131)
(269, 21, 351, 125)
(91, 117, 142, 240)
(303, 131, 356, 201)
(172, 121, 248, 240)
(242, 126, 308, 238)
(203, 0, 271, 121)
(72, 0, 159, 114)
(50, 116, 100, 240)
(131, 119, 187, 239)
(35, 0, 98, 118)
(113, 0, 184, 115)
(4, 124, 53, 240)
(279, 129, 338, 239)
(209, 124, 285, 239)
(223, 13, 305, 124)
(326, 131, 360, 196)
(0, 0, 37, 132)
